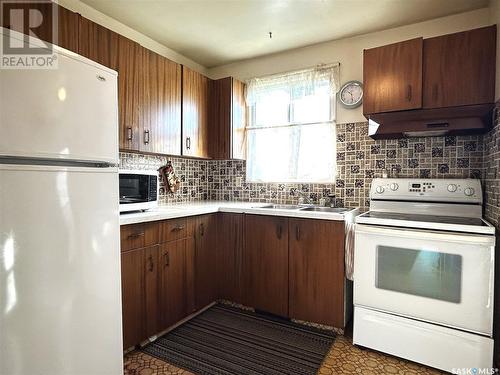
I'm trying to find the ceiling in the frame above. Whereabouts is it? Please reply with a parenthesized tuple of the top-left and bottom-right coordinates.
(80, 0, 489, 68)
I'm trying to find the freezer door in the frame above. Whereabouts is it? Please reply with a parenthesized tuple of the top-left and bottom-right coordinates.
(0, 164, 123, 375)
(0, 47, 118, 163)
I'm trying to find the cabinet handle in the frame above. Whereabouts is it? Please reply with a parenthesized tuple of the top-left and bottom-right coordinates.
(171, 225, 185, 232)
(186, 137, 191, 150)
(406, 85, 412, 102)
(277, 225, 282, 239)
(164, 251, 170, 267)
(127, 232, 144, 239)
(148, 255, 154, 272)
(127, 127, 133, 141)
(144, 130, 150, 144)
(295, 225, 300, 241)
(200, 223, 205, 237)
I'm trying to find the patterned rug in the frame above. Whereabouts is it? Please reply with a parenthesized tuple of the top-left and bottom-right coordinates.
(142, 304, 336, 375)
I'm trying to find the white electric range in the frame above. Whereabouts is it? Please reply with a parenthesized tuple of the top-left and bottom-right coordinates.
(353, 178, 496, 373)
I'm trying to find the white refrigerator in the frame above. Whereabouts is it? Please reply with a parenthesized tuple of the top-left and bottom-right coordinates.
(0, 28, 123, 374)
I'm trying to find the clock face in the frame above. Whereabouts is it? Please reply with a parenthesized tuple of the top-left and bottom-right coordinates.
(339, 81, 363, 108)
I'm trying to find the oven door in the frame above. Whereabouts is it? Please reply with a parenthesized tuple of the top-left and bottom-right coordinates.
(354, 224, 495, 335)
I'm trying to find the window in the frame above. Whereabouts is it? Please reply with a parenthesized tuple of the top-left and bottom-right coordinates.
(245, 64, 339, 183)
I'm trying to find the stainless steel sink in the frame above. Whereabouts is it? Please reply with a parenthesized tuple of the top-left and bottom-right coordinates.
(259, 204, 302, 210)
(300, 207, 350, 213)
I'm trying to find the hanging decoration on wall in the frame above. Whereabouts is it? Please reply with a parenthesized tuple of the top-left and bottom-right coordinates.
(158, 161, 180, 193)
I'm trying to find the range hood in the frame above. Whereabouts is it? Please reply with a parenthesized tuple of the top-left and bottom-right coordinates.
(366, 104, 494, 139)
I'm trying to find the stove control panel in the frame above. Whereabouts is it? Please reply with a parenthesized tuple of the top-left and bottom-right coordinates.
(370, 178, 482, 203)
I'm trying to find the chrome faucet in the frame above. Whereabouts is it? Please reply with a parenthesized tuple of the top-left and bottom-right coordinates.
(297, 190, 313, 206)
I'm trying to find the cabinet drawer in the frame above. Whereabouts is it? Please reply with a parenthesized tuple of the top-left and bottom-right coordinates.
(120, 222, 159, 251)
(159, 218, 193, 242)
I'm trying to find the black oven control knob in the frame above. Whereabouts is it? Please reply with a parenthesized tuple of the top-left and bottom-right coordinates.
(464, 187, 475, 196)
(375, 186, 385, 194)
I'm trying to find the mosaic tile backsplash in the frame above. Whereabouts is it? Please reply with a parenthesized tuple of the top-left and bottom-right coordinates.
(120, 121, 487, 212)
(483, 106, 500, 229)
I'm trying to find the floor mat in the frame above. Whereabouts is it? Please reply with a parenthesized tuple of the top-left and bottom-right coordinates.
(142, 304, 336, 375)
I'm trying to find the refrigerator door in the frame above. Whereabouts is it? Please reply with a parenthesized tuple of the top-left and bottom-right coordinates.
(0, 164, 123, 375)
(0, 33, 118, 164)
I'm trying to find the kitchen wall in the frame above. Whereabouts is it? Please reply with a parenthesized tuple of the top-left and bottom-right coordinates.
(208, 8, 491, 124)
(120, 123, 484, 212)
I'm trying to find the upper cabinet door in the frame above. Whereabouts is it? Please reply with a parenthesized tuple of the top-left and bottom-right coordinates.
(232, 78, 247, 160)
(363, 38, 423, 114)
(1, 2, 79, 53)
(182, 66, 209, 158)
(423, 26, 496, 109)
(139, 48, 182, 155)
(78, 17, 114, 69)
(113, 35, 141, 151)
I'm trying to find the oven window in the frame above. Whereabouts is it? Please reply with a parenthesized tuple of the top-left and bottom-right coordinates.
(119, 174, 149, 204)
(376, 246, 462, 303)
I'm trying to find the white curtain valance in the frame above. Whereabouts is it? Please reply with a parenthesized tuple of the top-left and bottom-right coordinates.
(245, 63, 340, 106)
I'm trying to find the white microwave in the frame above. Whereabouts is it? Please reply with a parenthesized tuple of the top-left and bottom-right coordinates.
(119, 170, 159, 213)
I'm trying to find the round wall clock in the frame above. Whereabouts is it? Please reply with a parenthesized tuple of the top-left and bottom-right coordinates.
(338, 80, 363, 109)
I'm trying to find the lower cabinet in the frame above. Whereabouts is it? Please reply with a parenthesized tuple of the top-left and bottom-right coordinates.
(121, 247, 145, 349)
(289, 219, 345, 327)
(216, 213, 244, 304)
(159, 239, 189, 328)
(194, 214, 217, 310)
(243, 215, 289, 317)
(120, 213, 347, 350)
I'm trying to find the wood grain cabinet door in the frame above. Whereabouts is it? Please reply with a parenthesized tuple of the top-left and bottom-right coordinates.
(121, 248, 145, 349)
(423, 26, 496, 109)
(1, 2, 79, 52)
(144, 245, 160, 338)
(114, 35, 141, 151)
(243, 215, 289, 317)
(139, 49, 182, 155)
(363, 38, 423, 114)
(194, 214, 217, 310)
(289, 219, 345, 328)
(159, 239, 187, 329)
(216, 213, 244, 303)
(182, 66, 209, 158)
(78, 17, 114, 68)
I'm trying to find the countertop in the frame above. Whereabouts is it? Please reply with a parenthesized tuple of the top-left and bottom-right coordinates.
(120, 201, 359, 226)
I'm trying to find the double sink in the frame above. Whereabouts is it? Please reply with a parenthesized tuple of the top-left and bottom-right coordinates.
(260, 204, 350, 213)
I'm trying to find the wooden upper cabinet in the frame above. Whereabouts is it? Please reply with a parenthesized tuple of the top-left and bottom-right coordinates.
(208, 77, 232, 159)
(139, 48, 182, 155)
(182, 66, 210, 158)
(363, 38, 423, 114)
(232, 78, 247, 160)
(113, 35, 141, 150)
(78, 17, 114, 68)
(423, 26, 496, 109)
(243, 215, 289, 317)
(1, 2, 79, 52)
(208, 77, 247, 160)
(289, 219, 345, 328)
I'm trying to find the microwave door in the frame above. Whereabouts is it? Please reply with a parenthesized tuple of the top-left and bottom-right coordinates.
(353, 224, 495, 336)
